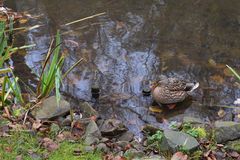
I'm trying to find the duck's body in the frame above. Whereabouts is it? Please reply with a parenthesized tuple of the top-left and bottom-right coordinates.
(152, 77, 199, 106)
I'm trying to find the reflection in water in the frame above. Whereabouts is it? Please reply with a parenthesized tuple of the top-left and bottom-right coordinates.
(12, 0, 240, 135)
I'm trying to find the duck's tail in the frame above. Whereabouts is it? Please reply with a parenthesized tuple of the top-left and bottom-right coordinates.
(188, 82, 199, 92)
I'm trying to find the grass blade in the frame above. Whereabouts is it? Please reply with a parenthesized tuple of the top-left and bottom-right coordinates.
(226, 65, 240, 81)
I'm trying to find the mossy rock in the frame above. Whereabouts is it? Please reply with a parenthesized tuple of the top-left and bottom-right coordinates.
(226, 139, 240, 153)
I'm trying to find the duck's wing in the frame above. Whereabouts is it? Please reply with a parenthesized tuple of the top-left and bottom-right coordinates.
(167, 78, 187, 91)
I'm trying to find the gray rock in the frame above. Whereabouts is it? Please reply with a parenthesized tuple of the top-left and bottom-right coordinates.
(84, 146, 94, 152)
(83, 120, 101, 145)
(163, 130, 199, 152)
(31, 96, 70, 120)
(100, 137, 109, 143)
(134, 155, 166, 160)
(85, 136, 99, 146)
(79, 102, 98, 117)
(183, 116, 206, 124)
(116, 141, 129, 148)
(124, 148, 145, 159)
(96, 143, 109, 153)
(118, 131, 134, 142)
(99, 119, 127, 136)
(131, 140, 144, 151)
(214, 121, 240, 143)
(226, 139, 240, 152)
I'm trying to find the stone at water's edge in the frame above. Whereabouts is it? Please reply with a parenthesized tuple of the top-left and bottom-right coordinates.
(99, 119, 128, 136)
(214, 121, 240, 143)
(162, 130, 199, 152)
(31, 96, 70, 120)
(78, 102, 98, 117)
(83, 120, 101, 145)
(124, 148, 145, 159)
(118, 131, 134, 142)
(183, 116, 206, 124)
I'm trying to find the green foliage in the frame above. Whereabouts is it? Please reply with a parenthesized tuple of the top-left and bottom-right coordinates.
(182, 123, 206, 138)
(37, 30, 64, 104)
(147, 130, 164, 153)
(1, 71, 24, 107)
(147, 130, 164, 144)
(226, 65, 240, 81)
(49, 141, 102, 160)
(36, 31, 83, 103)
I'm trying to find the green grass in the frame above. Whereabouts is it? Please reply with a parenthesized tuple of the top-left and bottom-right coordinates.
(0, 131, 102, 160)
(49, 141, 102, 160)
(0, 131, 46, 160)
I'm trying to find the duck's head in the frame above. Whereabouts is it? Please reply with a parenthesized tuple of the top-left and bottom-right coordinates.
(150, 75, 168, 91)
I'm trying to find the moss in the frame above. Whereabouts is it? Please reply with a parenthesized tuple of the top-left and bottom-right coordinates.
(48, 141, 102, 160)
(226, 139, 240, 152)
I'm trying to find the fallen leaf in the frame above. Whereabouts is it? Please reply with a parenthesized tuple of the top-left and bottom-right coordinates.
(229, 151, 239, 158)
(73, 149, 82, 156)
(56, 133, 65, 142)
(114, 155, 127, 160)
(32, 120, 42, 130)
(16, 155, 22, 160)
(217, 109, 225, 118)
(19, 18, 28, 24)
(223, 68, 233, 77)
(90, 115, 97, 121)
(41, 137, 59, 152)
(149, 106, 163, 113)
(116, 21, 125, 30)
(208, 58, 217, 67)
(210, 75, 224, 84)
(5, 146, 12, 153)
(171, 152, 188, 160)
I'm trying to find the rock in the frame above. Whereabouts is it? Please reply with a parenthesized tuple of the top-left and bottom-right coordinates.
(118, 131, 134, 142)
(79, 102, 98, 117)
(83, 120, 101, 145)
(116, 141, 129, 148)
(183, 116, 206, 124)
(142, 124, 161, 135)
(162, 130, 199, 152)
(131, 140, 144, 151)
(171, 152, 188, 160)
(214, 121, 240, 143)
(61, 116, 92, 127)
(31, 96, 70, 120)
(124, 148, 145, 159)
(99, 119, 127, 136)
(134, 155, 166, 160)
(84, 146, 94, 152)
(96, 143, 109, 153)
(226, 139, 240, 153)
(100, 137, 109, 143)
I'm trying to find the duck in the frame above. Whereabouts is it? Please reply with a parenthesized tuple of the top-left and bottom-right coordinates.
(151, 76, 199, 109)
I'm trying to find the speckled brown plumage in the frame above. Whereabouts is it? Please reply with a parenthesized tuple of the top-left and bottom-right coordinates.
(152, 77, 199, 104)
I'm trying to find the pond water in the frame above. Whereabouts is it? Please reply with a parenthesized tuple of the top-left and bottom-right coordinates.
(8, 0, 240, 136)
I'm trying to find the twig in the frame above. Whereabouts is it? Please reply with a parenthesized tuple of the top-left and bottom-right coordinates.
(63, 12, 106, 26)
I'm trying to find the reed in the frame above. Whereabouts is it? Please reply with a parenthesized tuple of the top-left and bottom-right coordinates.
(226, 65, 240, 81)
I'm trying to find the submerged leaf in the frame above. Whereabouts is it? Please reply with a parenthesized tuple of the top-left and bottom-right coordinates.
(149, 106, 163, 113)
